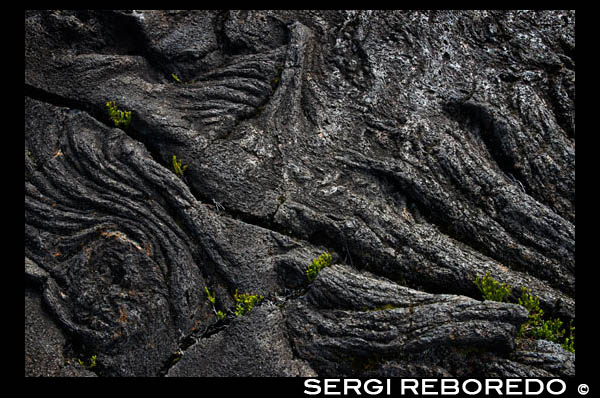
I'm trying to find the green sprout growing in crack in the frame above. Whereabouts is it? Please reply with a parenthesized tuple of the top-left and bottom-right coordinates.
(306, 251, 333, 282)
(234, 290, 264, 317)
(170, 73, 196, 85)
(204, 286, 216, 305)
(106, 100, 131, 129)
(205, 285, 264, 319)
(77, 354, 97, 369)
(205, 286, 227, 320)
(172, 155, 188, 177)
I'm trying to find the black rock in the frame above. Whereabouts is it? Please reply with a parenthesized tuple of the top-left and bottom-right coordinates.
(25, 10, 575, 377)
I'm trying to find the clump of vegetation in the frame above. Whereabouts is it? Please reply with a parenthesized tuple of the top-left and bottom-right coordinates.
(106, 100, 131, 128)
(474, 272, 512, 302)
(473, 273, 575, 353)
(77, 354, 97, 369)
(517, 287, 575, 352)
(233, 290, 264, 316)
(306, 251, 333, 282)
(172, 155, 188, 177)
(205, 286, 262, 320)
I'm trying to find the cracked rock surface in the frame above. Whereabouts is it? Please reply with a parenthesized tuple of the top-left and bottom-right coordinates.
(25, 10, 574, 377)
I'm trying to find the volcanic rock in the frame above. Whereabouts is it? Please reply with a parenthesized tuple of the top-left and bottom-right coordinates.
(25, 10, 575, 377)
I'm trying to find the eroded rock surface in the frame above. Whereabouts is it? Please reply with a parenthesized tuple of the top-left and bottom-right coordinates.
(25, 10, 574, 377)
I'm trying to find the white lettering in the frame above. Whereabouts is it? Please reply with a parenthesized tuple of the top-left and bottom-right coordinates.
(441, 379, 459, 395)
(305, 378, 565, 396)
(546, 379, 566, 395)
(485, 379, 503, 395)
(506, 379, 522, 395)
(324, 379, 341, 395)
(462, 379, 482, 395)
(401, 379, 419, 395)
(422, 379, 438, 395)
(364, 379, 383, 395)
(304, 379, 321, 395)
(525, 379, 544, 395)
(344, 379, 362, 396)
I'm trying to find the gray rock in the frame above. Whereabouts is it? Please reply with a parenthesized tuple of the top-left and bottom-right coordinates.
(25, 10, 575, 376)
(25, 288, 96, 377)
(167, 304, 316, 377)
(285, 264, 531, 376)
(511, 339, 575, 377)
(459, 339, 575, 378)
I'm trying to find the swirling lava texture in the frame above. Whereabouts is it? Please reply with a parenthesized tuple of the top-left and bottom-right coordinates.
(25, 10, 574, 376)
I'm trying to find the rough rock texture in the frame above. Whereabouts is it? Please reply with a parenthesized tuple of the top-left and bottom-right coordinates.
(25, 286, 97, 377)
(166, 304, 316, 377)
(25, 10, 574, 377)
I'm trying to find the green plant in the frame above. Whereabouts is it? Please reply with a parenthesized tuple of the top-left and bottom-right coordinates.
(306, 251, 333, 282)
(528, 318, 565, 342)
(517, 287, 547, 336)
(473, 272, 512, 302)
(473, 274, 575, 353)
(204, 286, 216, 305)
(562, 320, 575, 353)
(171, 73, 182, 83)
(233, 290, 263, 316)
(172, 155, 188, 177)
(106, 100, 131, 128)
(205, 286, 227, 320)
(517, 287, 575, 352)
(77, 354, 97, 369)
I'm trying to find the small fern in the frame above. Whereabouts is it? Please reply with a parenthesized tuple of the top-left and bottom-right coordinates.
(306, 251, 333, 282)
(106, 100, 131, 128)
(233, 290, 263, 316)
(172, 155, 188, 177)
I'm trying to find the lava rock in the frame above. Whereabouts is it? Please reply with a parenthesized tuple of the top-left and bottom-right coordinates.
(25, 10, 575, 377)
(167, 304, 316, 377)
